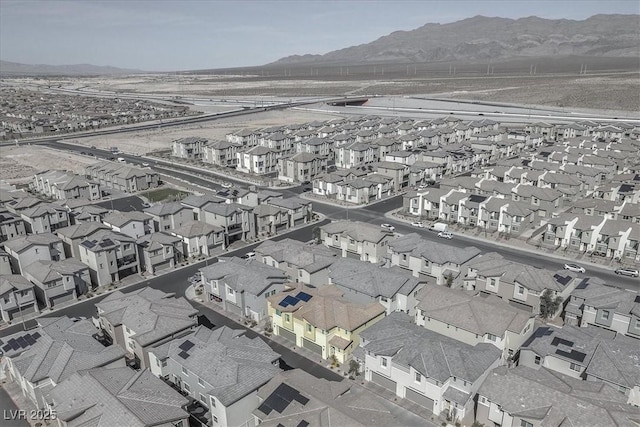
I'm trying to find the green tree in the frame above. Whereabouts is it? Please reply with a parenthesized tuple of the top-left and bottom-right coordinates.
(445, 272, 454, 288)
(348, 360, 360, 377)
(311, 226, 321, 243)
(540, 289, 563, 319)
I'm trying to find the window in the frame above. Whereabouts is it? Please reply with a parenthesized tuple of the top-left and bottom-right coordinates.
(264, 292, 269, 298)
(601, 311, 609, 320)
(534, 355, 541, 365)
(285, 314, 290, 322)
(307, 323, 312, 332)
(183, 383, 190, 393)
(569, 363, 581, 372)
(211, 397, 216, 407)
(198, 377, 204, 386)
(213, 416, 218, 424)
(415, 372, 421, 382)
(199, 393, 207, 403)
(381, 357, 387, 367)
(517, 285, 524, 295)
(486, 334, 497, 342)
(182, 367, 188, 376)
(479, 395, 487, 404)
(520, 420, 533, 427)
(618, 385, 628, 394)
(228, 288, 234, 296)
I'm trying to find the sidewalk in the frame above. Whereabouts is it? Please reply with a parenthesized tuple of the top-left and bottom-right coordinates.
(299, 189, 406, 209)
(386, 208, 624, 271)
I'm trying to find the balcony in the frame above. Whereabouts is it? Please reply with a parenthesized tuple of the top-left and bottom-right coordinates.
(117, 255, 137, 268)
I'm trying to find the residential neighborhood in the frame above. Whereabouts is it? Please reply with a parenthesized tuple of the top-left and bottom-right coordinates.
(1, 88, 640, 427)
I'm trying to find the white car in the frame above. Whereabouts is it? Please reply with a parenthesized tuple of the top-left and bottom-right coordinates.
(564, 263, 586, 273)
(142, 162, 150, 167)
(438, 231, 453, 239)
(221, 182, 233, 188)
(615, 268, 639, 277)
(242, 252, 256, 260)
(381, 224, 395, 232)
(411, 221, 423, 228)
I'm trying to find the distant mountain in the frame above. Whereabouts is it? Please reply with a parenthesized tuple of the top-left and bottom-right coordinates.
(0, 60, 143, 76)
(273, 14, 640, 65)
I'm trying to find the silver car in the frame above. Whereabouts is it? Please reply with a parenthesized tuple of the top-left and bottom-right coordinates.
(614, 268, 639, 277)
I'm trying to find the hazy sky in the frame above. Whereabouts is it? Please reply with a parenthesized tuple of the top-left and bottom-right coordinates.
(1, 0, 638, 71)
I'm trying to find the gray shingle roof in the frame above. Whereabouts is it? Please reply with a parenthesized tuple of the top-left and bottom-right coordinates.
(321, 220, 392, 244)
(3, 232, 62, 253)
(478, 366, 637, 427)
(0, 274, 33, 295)
(416, 285, 533, 336)
(328, 258, 424, 299)
(387, 233, 480, 265)
(200, 257, 287, 296)
(151, 326, 280, 406)
(361, 312, 501, 383)
(47, 367, 188, 427)
(255, 239, 335, 273)
(0, 316, 126, 383)
(96, 287, 197, 347)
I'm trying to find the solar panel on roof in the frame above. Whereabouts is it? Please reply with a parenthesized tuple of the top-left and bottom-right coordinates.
(178, 340, 195, 351)
(81, 241, 96, 248)
(258, 402, 273, 415)
(576, 278, 589, 290)
(556, 349, 587, 363)
(2, 344, 11, 352)
(296, 395, 309, 405)
(635, 295, 640, 303)
(7, 339, 19, 351)
(32, 332, 41, 339)
(283, 295, 299, 306)
(551, 337, 574, 347)
(297, 421, 309, 427)
(279, 299, 289, 308)
(16, 336, 28, 348)
(24, 334, 36, 345)
(295, 292, 312, 302)
(178, 351, 190, 359)
(269, 395, 289, 413)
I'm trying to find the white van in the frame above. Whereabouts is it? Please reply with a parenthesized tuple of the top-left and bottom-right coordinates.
(117, 157, 125, 162)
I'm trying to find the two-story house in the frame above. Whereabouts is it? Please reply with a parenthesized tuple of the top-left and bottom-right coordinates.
(0, 274, 38, 322)
(22, 258, 90, 309)
(3, 232, 65, 274)
(320, 220, 393, 263)
(143, 201, 192, 232)
(78, 229, 139, 287)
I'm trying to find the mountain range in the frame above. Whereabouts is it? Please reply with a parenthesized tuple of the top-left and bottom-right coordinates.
(0, 60, 142, 76)
(273, 14, 640, 65)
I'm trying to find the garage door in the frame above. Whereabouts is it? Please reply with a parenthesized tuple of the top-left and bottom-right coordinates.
(405, 387, 434, 411)
(225, 301, 242, 316)
(371, 371, 396, 392)
(302, 338, 323, 355)
(50, 291, 75, 308)
(278, 326, 297, 343)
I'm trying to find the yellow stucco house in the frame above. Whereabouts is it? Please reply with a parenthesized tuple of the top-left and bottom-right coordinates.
(267, 284, 386, 364)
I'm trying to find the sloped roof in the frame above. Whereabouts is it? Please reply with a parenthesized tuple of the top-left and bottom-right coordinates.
(387, 233, 480, 265)
(201, 257, 288, 296)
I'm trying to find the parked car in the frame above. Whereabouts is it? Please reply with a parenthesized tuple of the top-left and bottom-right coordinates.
(411, 221, 423, 228)
(242, 252, 256, 260)
(438, 231, 453, 239)
(141, 162, 150, 167)
(221, 181, 232, 188)
(564, 263, 586, 273)
(614, 267, 639, 277)
(381, 224, 395, 232)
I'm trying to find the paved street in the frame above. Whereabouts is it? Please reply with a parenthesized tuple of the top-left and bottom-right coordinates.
(0, 388, 29, 427)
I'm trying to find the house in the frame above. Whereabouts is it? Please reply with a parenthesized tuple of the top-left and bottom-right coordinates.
(143, 201, 192, 232)
(0, 209, 27, 242)
(85, 161, 160, 193)
(0, 249, 10, 275)
(172, 136, 207, 159)
(3, 232, 65, 274)
(236, 146, 279, 175)
(268, 284, 385, 363)
(19, 203, 70, 234)
(564, 280, 640, 338)
(519, 325, 640, 405)
(387, 233, 480, 285)
(278, 152, 328, 183)
(78, 229, 139, 287)
(47, 367, 189, 427)
(148, 326, 281, 427)
(136, 232, 183, 275)
(415, 285, 535, 360)
(203, 139, 242, 167)
(102, 211, 153, 239)
(95, 287, 198, 369)
(463, 252, 579, 315)
(357, 312, 501, 422)
(180, 194, 227, 221)
(253, 368, 422, 427)
(32, 170, 100, 201)
(201, 202, 255, 245)
(328, 258, 427, 314)
(22, 258, 90, 309)
(254, 239, 336, 286)
(0, 316, 126, 408)
(267, 197, 313, 228)
(251, 204, 290, 236)
(320, 220, 393, 263)
(200, 257, 288, 321)
(335, 142, 377, 169)
(476, 366, 637, 427)
(0, 275, 38, 322)
(170, 220, 225, 257)
(68, 204, 108, 224)
(55, 222, 108, 259)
